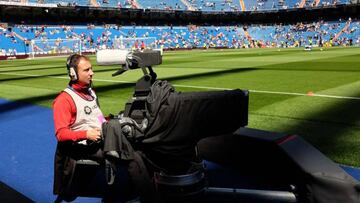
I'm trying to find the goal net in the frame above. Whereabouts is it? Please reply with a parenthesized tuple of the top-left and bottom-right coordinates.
(29, 38, 81, 59)
(112, 36, 158, 50)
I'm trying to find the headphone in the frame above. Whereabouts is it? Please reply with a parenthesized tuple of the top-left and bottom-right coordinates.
(66, 54, 78, 81)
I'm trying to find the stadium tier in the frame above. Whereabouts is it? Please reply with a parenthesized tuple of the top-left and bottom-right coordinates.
(186, 0, 241, 11)
(2, 0, 353, 11)
(0, 20, 359, 56)
(139, 0, 184, 10)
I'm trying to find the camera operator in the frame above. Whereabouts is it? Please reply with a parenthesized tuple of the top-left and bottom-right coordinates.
(53, 54, 159, 203)
(53, 54, 103, 148)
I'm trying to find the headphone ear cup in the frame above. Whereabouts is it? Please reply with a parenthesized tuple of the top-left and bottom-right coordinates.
(69, 67, 78, 81)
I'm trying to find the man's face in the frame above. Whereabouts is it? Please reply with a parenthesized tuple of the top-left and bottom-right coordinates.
(77, 58, 93, 85)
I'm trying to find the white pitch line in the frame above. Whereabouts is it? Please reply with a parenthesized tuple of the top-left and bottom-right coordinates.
(173, 84, 232, 90)
(174, 84, 360, 100)
(2, 72, 360, 100)
(0, 72, 132, 83)
(250, 89, 360, 100)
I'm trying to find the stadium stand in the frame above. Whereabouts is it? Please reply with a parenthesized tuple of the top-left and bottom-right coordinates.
(0, 19, 358, 56)
(0, 0, 358, 57)
(0, 1, 359, 203)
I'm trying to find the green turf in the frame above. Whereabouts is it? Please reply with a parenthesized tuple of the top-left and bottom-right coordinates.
(1, 46, 360, 166)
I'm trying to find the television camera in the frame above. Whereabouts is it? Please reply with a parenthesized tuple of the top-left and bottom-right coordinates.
(95, 49, 296, 203)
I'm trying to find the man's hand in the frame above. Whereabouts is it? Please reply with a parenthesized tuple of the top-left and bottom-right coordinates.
(86, 128, 101, 141)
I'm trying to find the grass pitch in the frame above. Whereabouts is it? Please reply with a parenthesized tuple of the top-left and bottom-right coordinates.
(0, 46, 360, 166)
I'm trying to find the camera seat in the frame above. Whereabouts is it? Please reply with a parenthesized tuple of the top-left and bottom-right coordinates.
(53, 142, 137, 203)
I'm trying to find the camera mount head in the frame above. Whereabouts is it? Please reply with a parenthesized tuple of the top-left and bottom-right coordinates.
(97, 49, 162, 96)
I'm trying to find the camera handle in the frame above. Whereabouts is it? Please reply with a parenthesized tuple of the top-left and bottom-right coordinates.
(122, 66, 156, 119)
(134, 66, 157, 97)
